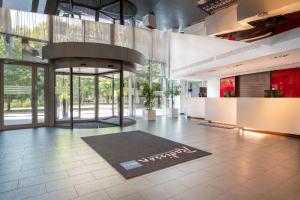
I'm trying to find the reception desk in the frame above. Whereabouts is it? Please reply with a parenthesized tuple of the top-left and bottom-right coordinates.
(182, 97, 300, 136)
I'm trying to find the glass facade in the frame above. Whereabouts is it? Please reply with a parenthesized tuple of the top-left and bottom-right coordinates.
(0, 7, 171, 130)
(135, 61, 167, 117)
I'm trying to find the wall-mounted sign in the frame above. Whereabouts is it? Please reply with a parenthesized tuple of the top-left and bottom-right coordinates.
(199, 0, 237, 15)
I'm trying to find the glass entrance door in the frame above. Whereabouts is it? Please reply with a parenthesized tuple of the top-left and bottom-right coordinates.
(1, 63, 46, 129)
(4, 65, 32, 126)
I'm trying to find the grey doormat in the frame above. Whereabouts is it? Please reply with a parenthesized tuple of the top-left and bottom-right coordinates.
(82, 130, 211, 179)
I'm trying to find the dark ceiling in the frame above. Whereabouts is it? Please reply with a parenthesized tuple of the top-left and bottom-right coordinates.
(1, 0, 208, 30)
(57, 0, 208, 30)
(49, 0, 208, 30)
(130, 0, 208, 30)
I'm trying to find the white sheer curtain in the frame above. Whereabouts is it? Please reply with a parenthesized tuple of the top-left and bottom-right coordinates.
(84, 20, 111, 44)
(134, 27, 152, 60)
(0, 8, 7, 33)
(152, 30, 169, 63)
(114, 24, 133, 48)
(53, 16, 83, 42)
(8, 9, 48, 41)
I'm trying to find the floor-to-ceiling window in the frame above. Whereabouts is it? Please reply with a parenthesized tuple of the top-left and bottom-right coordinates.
(151, 61, 167, 116)
(135, 60, 167, 117)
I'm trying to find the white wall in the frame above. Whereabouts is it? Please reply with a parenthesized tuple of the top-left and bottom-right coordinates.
(169, 32, 247, 76)
(181, 97, 206, 118)
(206, 77, 220, 97)
(181, 97, 300, 135)
(205, 98, 237, 125)
(237, 98, 300, 135)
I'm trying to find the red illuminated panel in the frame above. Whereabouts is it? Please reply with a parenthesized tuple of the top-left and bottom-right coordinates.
(220, 76, 235, 97)
(271, 68, 300, 97)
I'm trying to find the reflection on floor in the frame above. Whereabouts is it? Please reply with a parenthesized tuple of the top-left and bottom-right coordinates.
(0, 117, 299, 200)
(99, 117, 136, 126)
(73, 122, 117, 129)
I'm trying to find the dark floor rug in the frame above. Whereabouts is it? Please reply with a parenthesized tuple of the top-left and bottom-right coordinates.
(82, 130, 211, 179)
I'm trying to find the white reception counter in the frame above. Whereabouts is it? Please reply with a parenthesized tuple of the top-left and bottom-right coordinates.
(182, 97, 300, 136)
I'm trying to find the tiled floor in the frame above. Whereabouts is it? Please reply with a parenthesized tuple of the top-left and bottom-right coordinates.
(0, 116, 299, 200)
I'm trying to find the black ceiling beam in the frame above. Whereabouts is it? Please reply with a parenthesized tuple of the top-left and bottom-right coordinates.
(69, 0, 74, 17)
(60, 0, 96, 10)
(99, 10, 115, 20)
(44, 0, 60, 15)
(59, 0, 120, 11)
(31, 0, 39, 12)
(99, 0, 120, 10)
(69, 0, 73, 9)
(120, 0, 124, 25)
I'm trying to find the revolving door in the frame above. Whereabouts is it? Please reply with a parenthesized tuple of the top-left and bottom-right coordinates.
(54, 67, 137, 128)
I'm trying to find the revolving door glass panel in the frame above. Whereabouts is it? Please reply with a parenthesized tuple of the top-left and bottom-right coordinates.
(73, 75, 96, 121)
(54, 67, 137, 128)
(55, 70, 71, 127)
(98, 76, 114, 119)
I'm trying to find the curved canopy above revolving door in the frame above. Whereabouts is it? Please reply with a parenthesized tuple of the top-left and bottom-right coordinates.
(43, 42, 145, 128)
(42, 42, 145, 71)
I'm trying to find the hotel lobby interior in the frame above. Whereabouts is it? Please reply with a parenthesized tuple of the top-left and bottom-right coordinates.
(0, 0, 300, 200)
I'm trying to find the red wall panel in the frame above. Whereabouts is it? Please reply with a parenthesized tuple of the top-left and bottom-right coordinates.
(271, 68, 300, 97)
(220, 76, 235, 97)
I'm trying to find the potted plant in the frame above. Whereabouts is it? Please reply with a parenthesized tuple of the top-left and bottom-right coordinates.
(142, 82, 156, 120)
(164, 85, 181, 117)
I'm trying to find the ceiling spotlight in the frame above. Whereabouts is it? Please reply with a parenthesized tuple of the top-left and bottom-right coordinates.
(257, 12, 268, 17)
(198, 0, 209, 5)
(273, 54, 288, 59)
(208, 69, 217, 73)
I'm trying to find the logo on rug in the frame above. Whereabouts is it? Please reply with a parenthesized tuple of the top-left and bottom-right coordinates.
(137, 146, 198, 163)
(120, 160, 143, 170)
